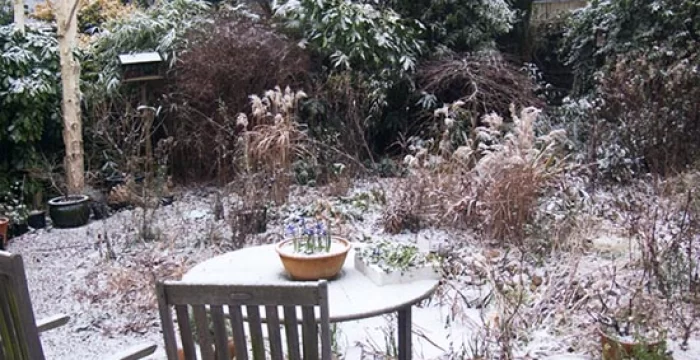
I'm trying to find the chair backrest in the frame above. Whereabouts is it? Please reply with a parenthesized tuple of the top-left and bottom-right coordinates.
(156, 280, 332, 360)
(0, 251, 46, 360)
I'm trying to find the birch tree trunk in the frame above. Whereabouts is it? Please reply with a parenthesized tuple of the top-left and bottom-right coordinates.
(54, 0, 84, 194)
(13, 0, 24, 32)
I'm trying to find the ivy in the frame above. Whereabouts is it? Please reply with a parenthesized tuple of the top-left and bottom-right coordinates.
(0, 24, 61, 172)
(561, 0, 700, 95)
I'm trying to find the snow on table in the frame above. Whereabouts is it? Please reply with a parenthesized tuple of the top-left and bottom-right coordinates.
(182, 244, 440, 322)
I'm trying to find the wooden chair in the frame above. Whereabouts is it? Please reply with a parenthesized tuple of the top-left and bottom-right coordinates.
(0, 251, 156, 360)
(156, 280, 332, 360)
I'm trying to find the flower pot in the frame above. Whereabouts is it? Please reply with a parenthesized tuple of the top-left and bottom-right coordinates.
(27, 210, 46, 229)
(599, 327, 665, 360)
(0, 216, 8, 248)
(48, 195, 90, 228)
(276, 237, 351, 281)
(10, 223, 29, 238)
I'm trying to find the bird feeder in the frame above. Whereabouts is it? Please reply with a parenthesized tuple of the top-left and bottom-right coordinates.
(117, 52, 164, 182)
(118, 52, 164, 83)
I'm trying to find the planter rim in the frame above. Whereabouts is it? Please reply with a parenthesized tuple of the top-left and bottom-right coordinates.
(48, 194, 90, 205)
(276, 237, 351, 259)
(597, 326, 664, 346)
(0, 216, 8, 223)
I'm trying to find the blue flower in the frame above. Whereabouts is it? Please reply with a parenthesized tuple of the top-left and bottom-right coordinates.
(285, 224, 296, 235)
(303, 227, 314, 236)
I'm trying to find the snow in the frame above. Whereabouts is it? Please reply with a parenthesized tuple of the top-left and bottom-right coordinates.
(7, 180, 700, 359)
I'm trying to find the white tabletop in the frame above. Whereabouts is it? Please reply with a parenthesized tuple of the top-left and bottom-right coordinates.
(182, 244, 440, 322)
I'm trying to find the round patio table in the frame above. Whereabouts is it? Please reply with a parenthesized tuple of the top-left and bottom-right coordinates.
(182, 244, 440, 360)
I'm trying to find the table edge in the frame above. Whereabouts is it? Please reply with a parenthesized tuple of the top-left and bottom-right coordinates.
(328, 281, 440, 323)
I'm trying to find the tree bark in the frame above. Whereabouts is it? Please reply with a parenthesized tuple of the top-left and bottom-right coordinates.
(54, 0, 84, 194)
(13, 0, 24, 32)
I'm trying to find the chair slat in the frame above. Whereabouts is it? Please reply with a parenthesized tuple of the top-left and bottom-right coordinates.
(283, 306, 301, 360)
(0, 272, 30, 360)
(156, 282, 180, 360)
(0, 336, 6, 360)
(158, 280, 331, 360)
(1, 254, 45, 360)
(228, 305, 248, 360)
(175, 305, 197, 360)
(318, 281, 332, 360)
(246, 306, 265, 360)
(164, 282, 320, 306)
(193, 305, 215, 360)
(0, 278, 17, 360)
(265, 306, 283, 360)
(210, 305, 231, 360)
(301, 306, 318, 360)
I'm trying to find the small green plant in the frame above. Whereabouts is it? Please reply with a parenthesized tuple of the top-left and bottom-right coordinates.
(356, 240, 440, 274)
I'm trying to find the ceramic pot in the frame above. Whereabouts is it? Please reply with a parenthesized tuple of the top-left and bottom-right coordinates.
(48, 195, 90, 228)
(276, 237, 351, 281)
(599, 327, 665, 360)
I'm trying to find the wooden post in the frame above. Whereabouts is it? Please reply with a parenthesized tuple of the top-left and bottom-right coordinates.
(13, 0, 24, 32)
(141, 85, 154, 184)
(54, 0, 85, 194)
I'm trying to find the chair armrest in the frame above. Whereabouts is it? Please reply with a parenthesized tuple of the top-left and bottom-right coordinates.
(36, 314, 70, 332)
(106, 343, 157, 360)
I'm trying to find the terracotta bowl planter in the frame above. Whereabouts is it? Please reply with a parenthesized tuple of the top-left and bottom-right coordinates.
(48, 195, 90, 228)
(276, 237, 351, 281)
(599, 327, 665, 360)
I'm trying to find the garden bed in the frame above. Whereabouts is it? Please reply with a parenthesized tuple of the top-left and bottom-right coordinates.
(7, 180, 700, 359)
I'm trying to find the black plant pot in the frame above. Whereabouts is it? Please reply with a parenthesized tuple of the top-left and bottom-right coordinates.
(48, 195, 90, 228)
(10, 223, 29, 238)
(27, 210, 46, 229)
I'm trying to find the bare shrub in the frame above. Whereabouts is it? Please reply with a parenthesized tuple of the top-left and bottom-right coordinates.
(382, 174, 429, 234)
(597, 52, 700, 176)
(627, 179, 700, 348)
(89, 98, 156, 178)
(417, 53, 542, 127)
(304, 72, 374, 163)
(165, 15, 310, 183)
(78, 246, 189, 333)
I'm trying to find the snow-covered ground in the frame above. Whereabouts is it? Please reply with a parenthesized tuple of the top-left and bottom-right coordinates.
(8, 180, 700, 359)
